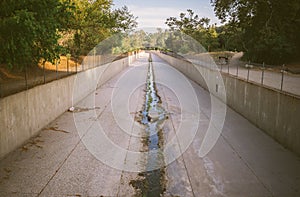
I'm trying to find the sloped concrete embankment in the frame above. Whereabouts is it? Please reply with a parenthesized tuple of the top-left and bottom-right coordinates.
(155, 52, 300, 156)
(0, 55, 138, 159)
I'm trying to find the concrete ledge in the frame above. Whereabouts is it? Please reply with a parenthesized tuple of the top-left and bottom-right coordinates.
(0, 55, 137, 159)
(155, 52, 300, 156)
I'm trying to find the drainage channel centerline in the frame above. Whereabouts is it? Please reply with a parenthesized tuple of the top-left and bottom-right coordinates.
(130, 53, 167, 197)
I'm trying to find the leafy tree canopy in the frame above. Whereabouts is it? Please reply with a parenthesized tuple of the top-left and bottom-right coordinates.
(212, 0, 300, 64)
(0, 0, 137, 69)
(165, 9, 220, 52)
(0, 0, 73, 68)
(64, 0, 137, 56)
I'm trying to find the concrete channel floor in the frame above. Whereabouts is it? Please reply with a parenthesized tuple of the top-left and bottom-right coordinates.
(0, 53, 300, 197)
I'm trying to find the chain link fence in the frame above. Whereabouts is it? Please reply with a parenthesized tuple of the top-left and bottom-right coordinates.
(0, 53, 129, 98)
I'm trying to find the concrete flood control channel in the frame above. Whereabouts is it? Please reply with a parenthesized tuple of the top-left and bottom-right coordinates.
(0, 53, 300, 196)
(131, 55, 167, 196)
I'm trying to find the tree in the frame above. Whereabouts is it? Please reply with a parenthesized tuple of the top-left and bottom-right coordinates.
(0, 0, 137, 69)
(211, 0, 300, 64)
(0, 0, 73, 69)
(165, 9, 220, 52)
(216, 23, 243, 51)
(64, 0, 137, 56)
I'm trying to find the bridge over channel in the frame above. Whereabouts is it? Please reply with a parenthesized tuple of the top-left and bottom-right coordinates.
(0, 52, 299, 196)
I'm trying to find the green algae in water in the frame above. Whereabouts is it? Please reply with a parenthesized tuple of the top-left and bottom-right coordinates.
(131, 54, 167, 197)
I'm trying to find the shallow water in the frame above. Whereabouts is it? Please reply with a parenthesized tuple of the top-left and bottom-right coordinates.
(132, 54, 167, 196)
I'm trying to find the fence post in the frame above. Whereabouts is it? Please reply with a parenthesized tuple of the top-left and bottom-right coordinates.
(247, 60, 251, 82)
(236, 63, 239, 77)
(280, 64, 285, 91)
(247, 67, 250, 82)
(25, 64, 28, 90)
(82, 59, 84, 71)
(56, 60, 58, 80)
(75, 58, 78, 73)
(67, 54, 70, 74)
(67, 58, 69, 73)
(227, 63, 230, 74)
(261, 62, 265, 85)
(93, 48, 96, 68)
(43, 62, 46, 84)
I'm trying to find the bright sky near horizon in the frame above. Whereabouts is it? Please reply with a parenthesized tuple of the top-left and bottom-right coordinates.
(113, 0, 221, 29)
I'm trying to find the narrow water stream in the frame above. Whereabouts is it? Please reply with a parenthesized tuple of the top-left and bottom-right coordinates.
(131, 53, 167, 196)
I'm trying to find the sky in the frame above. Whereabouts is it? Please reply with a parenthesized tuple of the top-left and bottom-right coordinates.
(112, 0, 221, 29)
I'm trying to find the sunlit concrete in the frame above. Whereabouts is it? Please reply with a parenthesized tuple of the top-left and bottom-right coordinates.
(0, 54, 299, 196)
(156, 52, 300, 156)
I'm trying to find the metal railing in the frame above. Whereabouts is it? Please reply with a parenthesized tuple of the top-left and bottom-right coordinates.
(214, 61, 300, 97)
(162, 51, 300, 97)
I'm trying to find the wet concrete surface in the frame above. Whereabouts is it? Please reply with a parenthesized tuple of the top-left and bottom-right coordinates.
(130, 55, 167, 196)
(0, 53, 300, 197)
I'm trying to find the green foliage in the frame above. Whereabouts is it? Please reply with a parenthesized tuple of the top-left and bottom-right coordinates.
(166, 9, 224, 51)
(64, 0, 137, 56)
(212, 0, 300, 64)
(110, 30, 148, 54)
(111, 28, 206, 56)
(0, 0, 73, 69)
(216, 23, 243, 51)
(0, 0, 137, 69)
(165, 9, 220, 52)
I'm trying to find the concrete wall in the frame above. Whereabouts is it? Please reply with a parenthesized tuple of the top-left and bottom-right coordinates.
(0, 55, 137, 159)
(155, 52, 300, 156)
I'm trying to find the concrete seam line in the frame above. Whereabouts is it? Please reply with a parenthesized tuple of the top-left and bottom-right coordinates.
(116, 83, 145, 196)
(221, 133, 274, 196)
(159, 83, 196, 197)
(37, 96, 111, 196)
